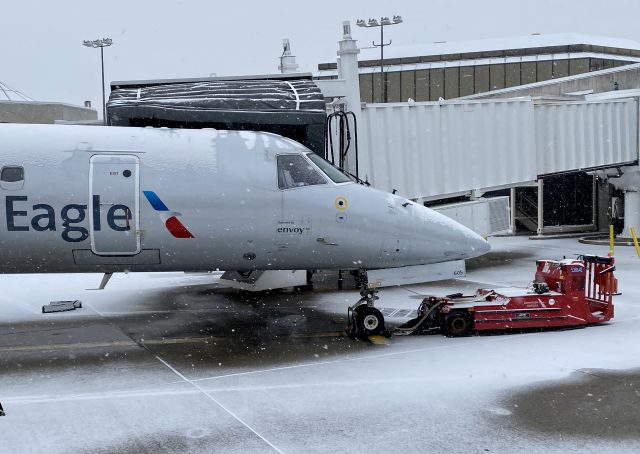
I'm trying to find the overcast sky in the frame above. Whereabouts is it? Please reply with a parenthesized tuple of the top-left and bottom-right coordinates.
(3, 0, 640, 115)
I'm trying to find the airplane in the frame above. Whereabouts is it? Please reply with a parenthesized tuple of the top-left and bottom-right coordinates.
(0, 123, 490, 336)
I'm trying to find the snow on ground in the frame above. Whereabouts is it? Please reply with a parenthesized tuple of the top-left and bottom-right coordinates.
(0, 236, 639, 453)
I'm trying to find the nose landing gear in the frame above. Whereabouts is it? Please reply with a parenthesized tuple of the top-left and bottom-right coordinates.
(347, 286, 390, 339)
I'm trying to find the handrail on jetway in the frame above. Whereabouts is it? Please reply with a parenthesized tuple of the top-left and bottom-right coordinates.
(325, 110, 361, 180)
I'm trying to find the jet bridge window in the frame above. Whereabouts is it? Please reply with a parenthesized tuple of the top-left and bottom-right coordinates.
(277, 154, 326, 189)
(1, 166, 24, 190)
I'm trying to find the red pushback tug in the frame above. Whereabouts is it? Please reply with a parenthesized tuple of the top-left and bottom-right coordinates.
(398, 255, 617, 337)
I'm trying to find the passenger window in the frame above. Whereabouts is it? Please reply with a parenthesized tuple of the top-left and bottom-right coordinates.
(1, 166, 24, 190)
(277, 155, 327, 189)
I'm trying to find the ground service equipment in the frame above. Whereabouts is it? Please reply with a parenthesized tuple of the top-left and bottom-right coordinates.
(397, 255, 616, 336)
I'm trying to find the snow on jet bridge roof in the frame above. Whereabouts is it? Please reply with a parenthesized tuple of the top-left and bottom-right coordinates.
(106, 73, 327, 155)
(108, 78, 325, 113)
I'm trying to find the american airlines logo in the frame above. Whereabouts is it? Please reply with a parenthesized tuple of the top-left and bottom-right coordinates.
(142, 191, 194, 239)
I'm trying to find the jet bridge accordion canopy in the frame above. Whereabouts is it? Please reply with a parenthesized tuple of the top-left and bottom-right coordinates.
(107, 74, 327, 154)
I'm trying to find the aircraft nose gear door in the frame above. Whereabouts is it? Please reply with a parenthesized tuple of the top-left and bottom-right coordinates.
(89, 154, 141, 255)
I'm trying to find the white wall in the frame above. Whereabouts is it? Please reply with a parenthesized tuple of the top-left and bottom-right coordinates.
(535, 99, 638, 175)
(357, 96, 639, 201)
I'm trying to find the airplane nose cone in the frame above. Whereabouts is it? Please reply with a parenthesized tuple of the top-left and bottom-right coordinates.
(467, 232, 491, 258)
(419, 207, 491, 261)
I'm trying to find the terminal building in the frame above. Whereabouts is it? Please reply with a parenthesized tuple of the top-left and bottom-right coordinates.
(317, 34, 640, 102)
(0, 80, 97, 124)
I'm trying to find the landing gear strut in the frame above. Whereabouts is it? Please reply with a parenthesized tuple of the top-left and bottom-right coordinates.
(347, 286, 389, 339)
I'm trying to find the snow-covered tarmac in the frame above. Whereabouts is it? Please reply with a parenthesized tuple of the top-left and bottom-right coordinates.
(0, 236, 639, 453)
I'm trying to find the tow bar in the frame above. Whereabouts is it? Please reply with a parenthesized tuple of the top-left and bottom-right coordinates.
(394, 296, 454, 336)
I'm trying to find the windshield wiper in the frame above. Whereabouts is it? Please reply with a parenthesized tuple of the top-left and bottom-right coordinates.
(341, 169, 369, 186)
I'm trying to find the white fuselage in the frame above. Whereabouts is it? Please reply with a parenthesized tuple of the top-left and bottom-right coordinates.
(0, 124, 489, 274)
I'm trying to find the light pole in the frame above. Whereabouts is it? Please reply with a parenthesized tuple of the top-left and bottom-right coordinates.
(82, 38, 113, 125)
(356, 16, 403, 103)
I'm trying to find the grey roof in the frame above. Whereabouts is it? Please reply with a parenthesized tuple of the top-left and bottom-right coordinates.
(357, 33, 640, 61)
(111, 73, 315, 90)
(318, 33, 640, 73)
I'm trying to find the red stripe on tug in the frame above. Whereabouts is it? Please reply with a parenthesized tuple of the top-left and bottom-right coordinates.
(165, 216, 194, 239)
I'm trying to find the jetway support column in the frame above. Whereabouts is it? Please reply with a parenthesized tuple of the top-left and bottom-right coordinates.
(608, 166, 640, 238)
(537, 179, 544, 235)
(510, 187, 517, 234)
(622, 188, 640, 238)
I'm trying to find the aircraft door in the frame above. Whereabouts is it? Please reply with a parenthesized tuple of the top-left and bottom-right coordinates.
(89, 154, 141, 255)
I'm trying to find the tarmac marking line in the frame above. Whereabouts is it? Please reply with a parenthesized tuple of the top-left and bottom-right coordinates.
(0, 340, 137, 353)
(4, 374, 502, 405)
(153, 354, 285, 454)
(189, 334, 531, 383)
(144, 336, 227, 345)
(4, 387, 201, 405)
(290, 331, 345, 338)
(93, 308, 233, 316)
(367, 335, 390, 345)
(0, 336, 225, 353)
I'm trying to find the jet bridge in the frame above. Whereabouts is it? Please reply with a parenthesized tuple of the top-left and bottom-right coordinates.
(107, 73, 327, 155)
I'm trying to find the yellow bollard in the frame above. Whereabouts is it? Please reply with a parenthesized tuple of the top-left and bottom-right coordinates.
(609, 224, 615, 257)
(631, 227, 640, 258)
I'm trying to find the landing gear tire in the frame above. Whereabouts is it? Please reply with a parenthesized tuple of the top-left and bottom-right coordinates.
(442, 311, 473, 337)
(354, 306, 386, 336)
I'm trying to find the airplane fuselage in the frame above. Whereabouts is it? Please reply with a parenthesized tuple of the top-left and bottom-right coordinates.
(0, 124, 489, 274)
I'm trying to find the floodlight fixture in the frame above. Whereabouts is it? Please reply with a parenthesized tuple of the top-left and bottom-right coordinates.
(82, 37, 114, 124)
(354, 15, 404, 102)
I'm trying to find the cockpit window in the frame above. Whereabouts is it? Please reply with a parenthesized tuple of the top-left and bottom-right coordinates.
(277, 154, 327, 189)
(306, 153, 353, 183)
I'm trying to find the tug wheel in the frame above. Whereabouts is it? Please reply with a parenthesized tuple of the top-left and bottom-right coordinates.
(443, 311, 473, 337)
(355, 306, 385, 336)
